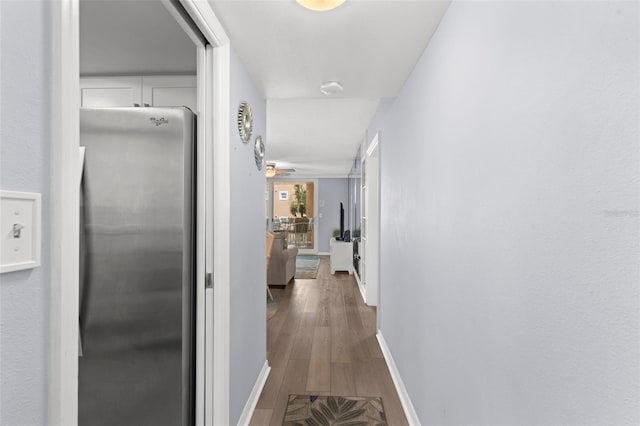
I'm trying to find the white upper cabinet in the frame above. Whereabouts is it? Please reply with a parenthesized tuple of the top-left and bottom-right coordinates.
(80, 75, 196, 112)
(142, 76, 197, 112)
(80, 76, 143, 108)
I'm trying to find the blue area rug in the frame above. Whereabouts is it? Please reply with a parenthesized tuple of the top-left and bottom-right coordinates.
(295, 256, 321, 279)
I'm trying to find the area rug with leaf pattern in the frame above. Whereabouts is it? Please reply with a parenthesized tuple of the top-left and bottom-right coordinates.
(283, 395, 387, 425)
(295, 256, 321, 279)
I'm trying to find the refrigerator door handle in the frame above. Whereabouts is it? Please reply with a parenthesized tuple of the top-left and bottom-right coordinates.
(205, 273, 213, 289)
(78, 145, 86, 358)
(78, 322, 84, 357)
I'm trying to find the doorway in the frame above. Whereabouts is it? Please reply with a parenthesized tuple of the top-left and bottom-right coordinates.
(266, 179, 319, 254)
(51, 1, 231, 424)
(78, 1, 201, 424)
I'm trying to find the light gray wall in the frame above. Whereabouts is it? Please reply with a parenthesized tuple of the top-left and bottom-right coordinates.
(366, 98, 394, 151)
(348, 154, 362, 234)
(317, 178, 349, 253)
(347, 175, 360, 235)
(229, 48, 267, 425)
(0, 1, 50, 424)
(372, 1, 639, 424)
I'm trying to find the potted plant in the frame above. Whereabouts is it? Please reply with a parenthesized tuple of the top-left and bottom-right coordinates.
(292, 184, 307, 218)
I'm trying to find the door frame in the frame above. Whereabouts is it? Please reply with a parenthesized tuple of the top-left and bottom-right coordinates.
(49, 1, 231, 424)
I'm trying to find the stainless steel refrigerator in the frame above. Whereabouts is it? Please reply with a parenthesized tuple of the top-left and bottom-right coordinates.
(79, 107, 195, 426)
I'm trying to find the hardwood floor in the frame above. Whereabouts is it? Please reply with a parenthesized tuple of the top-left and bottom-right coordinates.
(250, 256, 408, 425)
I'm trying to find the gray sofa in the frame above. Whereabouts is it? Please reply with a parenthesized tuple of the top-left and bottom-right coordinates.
(267, 231, 298, 286)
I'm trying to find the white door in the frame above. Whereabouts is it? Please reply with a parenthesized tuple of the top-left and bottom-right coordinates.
(364, 134, 380, 306)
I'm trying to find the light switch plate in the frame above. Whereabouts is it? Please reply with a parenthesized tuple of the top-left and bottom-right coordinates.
(1, 191, 41, 273)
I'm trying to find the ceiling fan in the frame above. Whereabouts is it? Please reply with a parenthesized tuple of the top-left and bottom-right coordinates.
(265, 162, 295, 178)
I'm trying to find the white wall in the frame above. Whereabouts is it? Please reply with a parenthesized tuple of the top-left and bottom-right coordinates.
(318, 178, 349, 253)
(229, 48, 268, 425)
(0, 1, 50, 424)
(374, 1, 639, 424)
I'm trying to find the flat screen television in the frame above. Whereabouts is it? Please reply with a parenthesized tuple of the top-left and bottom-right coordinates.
(337, 202, 345, 241)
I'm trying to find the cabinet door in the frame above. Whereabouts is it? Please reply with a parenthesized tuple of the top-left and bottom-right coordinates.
(80, 77, 143, 107)
(142, 76, 197, 112)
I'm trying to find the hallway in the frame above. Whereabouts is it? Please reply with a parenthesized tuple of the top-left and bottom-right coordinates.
(251, 257, 408, 425)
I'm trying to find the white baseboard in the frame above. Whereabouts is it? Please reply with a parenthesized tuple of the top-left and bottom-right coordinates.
(237, 360, 271, 426)
(376, 332, 420, 425)
(318, 251, 330, 256)
(357, 280, 366, 304)
(354, 271, 367, 305)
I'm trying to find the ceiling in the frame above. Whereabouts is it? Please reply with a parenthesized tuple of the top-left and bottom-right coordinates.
(210, 0, 450, 177)
(80, 0, 450, 178)
(266, 98, 379, 176)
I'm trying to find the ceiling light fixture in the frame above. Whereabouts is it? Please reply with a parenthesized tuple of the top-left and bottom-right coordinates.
(296, 0, 345, 12)
(265, 164, 277, 178)
(320, 80, 343, 95)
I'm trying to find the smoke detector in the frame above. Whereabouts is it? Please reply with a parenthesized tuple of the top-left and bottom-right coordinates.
(320, 81, 343, 96)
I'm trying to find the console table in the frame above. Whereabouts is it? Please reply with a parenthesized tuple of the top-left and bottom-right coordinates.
(330, 238, 353, 274)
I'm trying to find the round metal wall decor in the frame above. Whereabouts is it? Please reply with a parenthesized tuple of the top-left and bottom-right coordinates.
(254, 136, 265, 170)
(237, 101, 253, 143)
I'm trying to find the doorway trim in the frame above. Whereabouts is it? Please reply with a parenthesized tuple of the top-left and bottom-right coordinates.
(179, 4, 231, 425)
(49, 1, 231, 424)
(357, 131, 382, 327)
(363, 133, 380, 309)
(50, 2, 80, 424)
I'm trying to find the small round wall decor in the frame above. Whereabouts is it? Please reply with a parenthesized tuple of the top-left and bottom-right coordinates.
(237, 101, 253, 143)
(254, 136, 265, 170)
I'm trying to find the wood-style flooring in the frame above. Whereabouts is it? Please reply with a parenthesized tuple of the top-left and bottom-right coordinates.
(250, 256, 408, 425)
